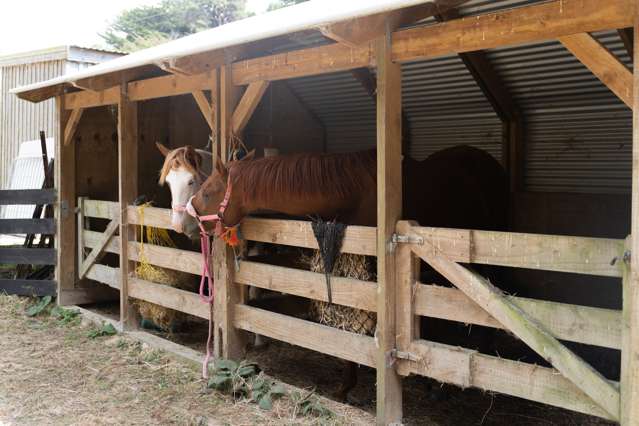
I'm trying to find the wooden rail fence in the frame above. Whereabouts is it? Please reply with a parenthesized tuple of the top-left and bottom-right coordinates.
(0, 189, 57, 296)
(78, 199, 624, 421)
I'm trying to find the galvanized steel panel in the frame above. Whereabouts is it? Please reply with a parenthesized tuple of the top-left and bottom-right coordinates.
(0, 60, 63, 189)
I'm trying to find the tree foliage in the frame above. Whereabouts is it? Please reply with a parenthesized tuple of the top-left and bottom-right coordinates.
(101, 0, 250, 52)
(266, 0, 308, 12)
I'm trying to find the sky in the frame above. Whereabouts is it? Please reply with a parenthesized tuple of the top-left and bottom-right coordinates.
(0, 0, 272, 56)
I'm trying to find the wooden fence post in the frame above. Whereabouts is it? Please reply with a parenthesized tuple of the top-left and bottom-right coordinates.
(118, 82, 139, 330)
(55, 95, 77, 305)
(375, 27, 403, 425)
(214, 63, 247, 360)
(395, 220, 420, 377)
(621, 9, 639, 425)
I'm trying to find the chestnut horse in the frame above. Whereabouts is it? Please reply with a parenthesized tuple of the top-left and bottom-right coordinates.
(189, 145, 507, 232)
(187, 145, 509, 399)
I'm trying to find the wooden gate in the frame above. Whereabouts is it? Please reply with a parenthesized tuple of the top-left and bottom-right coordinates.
(393, 220, 625, 421)
(0, 188, 57, 296)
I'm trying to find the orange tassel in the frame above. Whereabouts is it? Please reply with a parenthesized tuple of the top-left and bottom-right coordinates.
(222, 227, 241, 247)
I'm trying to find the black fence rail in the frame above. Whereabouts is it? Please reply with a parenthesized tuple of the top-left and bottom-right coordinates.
(0, 188, 56, 297)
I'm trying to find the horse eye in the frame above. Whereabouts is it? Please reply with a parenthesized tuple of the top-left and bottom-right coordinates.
(187, 180, 194, 186)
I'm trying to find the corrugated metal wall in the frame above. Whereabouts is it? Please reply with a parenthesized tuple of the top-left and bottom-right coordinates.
(486, 31, 632, 194)
(0, 60, 64, 188)
(284, 0, 632, 194)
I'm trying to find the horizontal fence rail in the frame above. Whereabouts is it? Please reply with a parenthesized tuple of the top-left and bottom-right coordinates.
(414, 283, 621, 349)
(79, 199, 626, 421)
(0, 279, 56, 296)
(0, 247, 56, 265)
(0, 189, 56, 205)
(403, 339, 615, 421)
(0, 218, 55, 235)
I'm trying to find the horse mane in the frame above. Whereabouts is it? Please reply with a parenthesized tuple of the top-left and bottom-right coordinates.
(159, 146, 203, 184)
(230, 150, 376, 203)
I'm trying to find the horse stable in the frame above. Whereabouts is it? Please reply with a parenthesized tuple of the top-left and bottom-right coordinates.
(9, 0, 639, 424)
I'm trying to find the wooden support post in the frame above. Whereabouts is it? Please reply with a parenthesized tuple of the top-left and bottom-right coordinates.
(214, 63, 247, 360)
(621, 12, 639, 425)
(375, 28, 403, 425)
(55, 95, 77, 305)
(505, 118, 525, 192)
(118, 82, 138, 330)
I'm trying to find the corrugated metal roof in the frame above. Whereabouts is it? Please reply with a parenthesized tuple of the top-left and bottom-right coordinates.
(9, 0, 437, 99)
(0, 46, 122, 67)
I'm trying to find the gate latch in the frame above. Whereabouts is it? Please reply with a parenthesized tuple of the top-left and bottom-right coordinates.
(391, 233, 424, 245)
(388, 348, 421, 367)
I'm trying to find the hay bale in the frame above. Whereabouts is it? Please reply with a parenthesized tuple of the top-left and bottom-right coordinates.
(304, 251, 377, 336)
(134, 261, 196, 332)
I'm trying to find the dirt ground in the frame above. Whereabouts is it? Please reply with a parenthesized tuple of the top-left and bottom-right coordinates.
(0, 295, 614, 426)
(0, 295, 372, 425)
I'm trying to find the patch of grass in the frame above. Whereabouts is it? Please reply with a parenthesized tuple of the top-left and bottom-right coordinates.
(290, 388, 336, 420)
(50, 305, 81, 326)
(143, 349, 163, 364)
(87, 322, 118, 338)
(25, 295, 52, 317)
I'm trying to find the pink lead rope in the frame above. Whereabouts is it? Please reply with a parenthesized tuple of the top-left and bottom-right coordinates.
(177, 176, 233, 379)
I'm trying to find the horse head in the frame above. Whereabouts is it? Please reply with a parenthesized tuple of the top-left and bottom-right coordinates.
(157, 142, 211, 238)
(190, 150, 256, 233)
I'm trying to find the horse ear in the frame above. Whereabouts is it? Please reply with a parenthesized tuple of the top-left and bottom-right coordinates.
(215, 155, 227, 176)
(156, 142, 171, 157)
(241, 149, 256, 162)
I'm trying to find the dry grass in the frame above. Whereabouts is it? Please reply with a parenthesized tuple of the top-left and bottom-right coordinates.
(0, 294, 373, 426)
(304, 252, 376, 336)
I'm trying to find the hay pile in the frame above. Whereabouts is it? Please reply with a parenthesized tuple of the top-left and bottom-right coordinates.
(134, 204, 196, 332)
(304, 251, 377, 336)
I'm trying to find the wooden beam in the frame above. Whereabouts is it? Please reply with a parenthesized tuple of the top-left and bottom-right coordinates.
(55, 95, 77, 306)
(71, 66, 157, 92)
(65, 71, 216, 109)
(63, 108, 83, 146)
(320, 1, 471, 47)
(375, 29, 403, 425)
(621, 12, 639, 424)
(436, 8, 520, 122)
(191, 90, 214, 131)
(231, 0, 633, 86)
(560, 33, 633, 109)
(117, 82, 138, 330)
(232, 42, 373, 85)
(393, 0, 633, 63)
(231, 80, 270, 135)
(78, 219, 119, 279)
(412, 240, 620, 420)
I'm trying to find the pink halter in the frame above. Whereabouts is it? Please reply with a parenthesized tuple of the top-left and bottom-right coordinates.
(182, 175, 234, 379)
